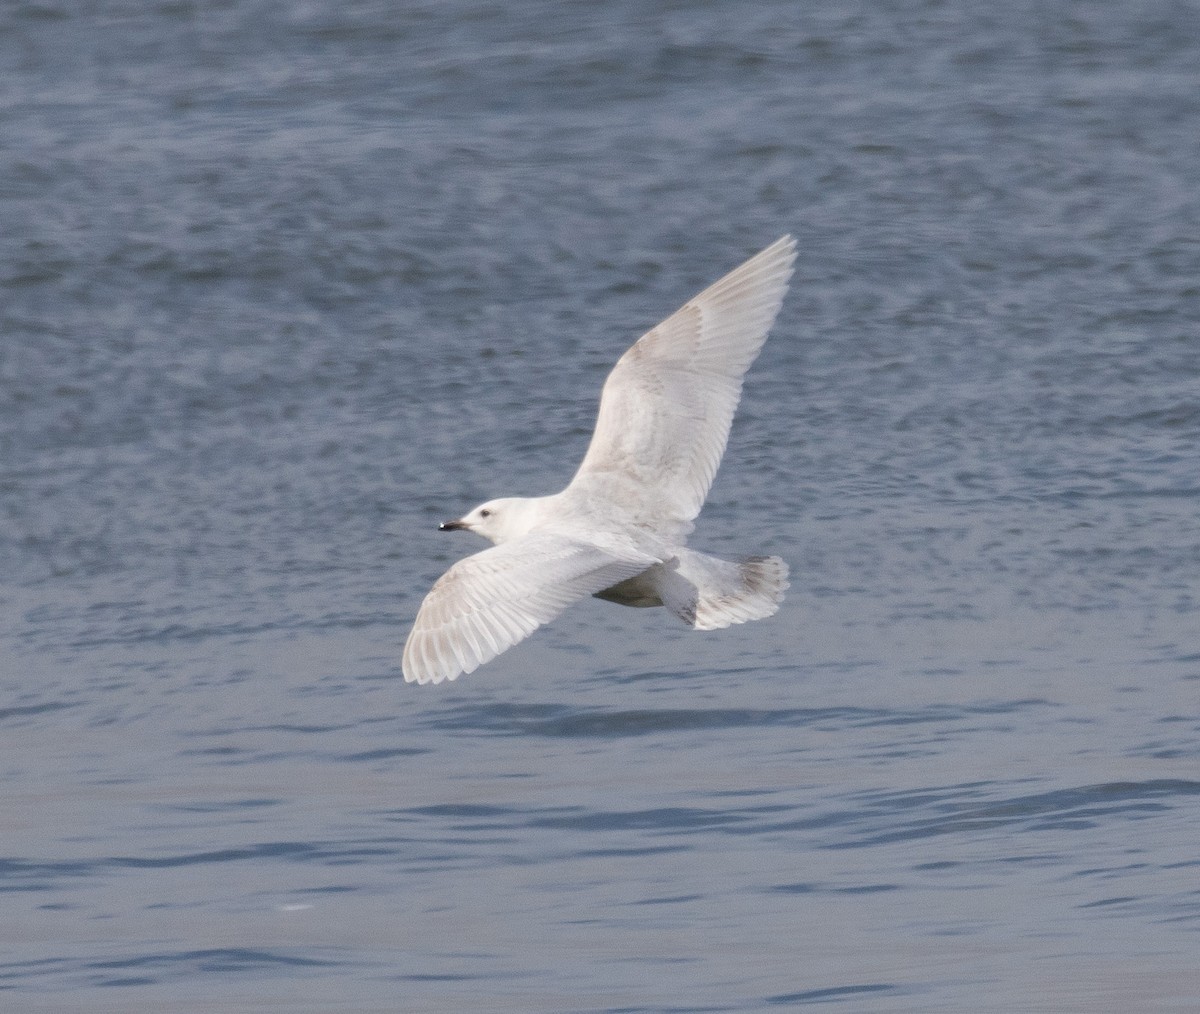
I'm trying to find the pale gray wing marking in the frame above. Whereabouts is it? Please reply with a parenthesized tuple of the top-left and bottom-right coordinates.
(403, 533, 656, 685)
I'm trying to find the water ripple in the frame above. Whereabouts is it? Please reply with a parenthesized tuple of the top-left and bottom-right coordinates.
(768, 983, 900, 1005)
(421, 698, 1052, 738)
(0, 948, 345, 990)
(824, 779, 1200, 848)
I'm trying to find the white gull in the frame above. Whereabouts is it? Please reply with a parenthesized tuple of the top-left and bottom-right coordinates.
(403, 236, 796, 684)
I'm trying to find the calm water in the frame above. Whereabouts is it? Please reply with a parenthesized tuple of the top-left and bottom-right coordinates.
(3, 1, 1199, 1011)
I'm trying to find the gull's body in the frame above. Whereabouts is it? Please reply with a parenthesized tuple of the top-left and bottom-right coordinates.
(403, 236, 796, 685)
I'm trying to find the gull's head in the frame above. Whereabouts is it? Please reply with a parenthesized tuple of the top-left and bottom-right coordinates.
(439, 497, 539, 545)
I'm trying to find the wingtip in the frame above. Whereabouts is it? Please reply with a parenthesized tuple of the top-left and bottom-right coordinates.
(402, 665, 456, 686)
(731, 235, 797, 282)
(766, 233, 797, 263)
(402, 639, 445, 685)
(404, 626, 474, 685)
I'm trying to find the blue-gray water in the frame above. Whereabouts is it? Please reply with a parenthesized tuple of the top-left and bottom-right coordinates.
(3, 1, 1199, 1011)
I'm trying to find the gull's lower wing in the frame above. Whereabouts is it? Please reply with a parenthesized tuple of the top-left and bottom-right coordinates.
(403, 533, 657, 685)
(569, 236, 796, 526)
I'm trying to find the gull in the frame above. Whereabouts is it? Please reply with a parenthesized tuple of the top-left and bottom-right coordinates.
(403, 236, 796, 684)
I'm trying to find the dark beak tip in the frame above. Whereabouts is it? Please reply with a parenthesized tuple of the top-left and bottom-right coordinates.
(438, 520, 463, 532)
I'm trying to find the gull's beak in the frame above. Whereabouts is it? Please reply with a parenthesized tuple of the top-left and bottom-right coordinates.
(438, 519, 467, 532)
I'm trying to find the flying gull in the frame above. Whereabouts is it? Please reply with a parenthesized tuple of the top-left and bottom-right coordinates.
(403, 236, 796, 684)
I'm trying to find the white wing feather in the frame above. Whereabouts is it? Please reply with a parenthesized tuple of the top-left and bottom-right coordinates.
(569, 236, 796, 526)
(402, 533, 657, 685)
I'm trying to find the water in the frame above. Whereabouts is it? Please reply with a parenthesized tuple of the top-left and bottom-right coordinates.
(2, 1, 1199, 1010)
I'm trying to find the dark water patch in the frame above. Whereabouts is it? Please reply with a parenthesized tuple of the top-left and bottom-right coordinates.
(90, 947, 337, 969)
(771, 881, 900, 896)
(239, 722, 359, 735)
(515, 706, 814, 738)
(0, 839, 415, 881)
(1074, 862, 1151, 878)
(390, 799, 784, 840)
(570, 845, 687, 860)
(822, 780, 1200, 849)
(398, 802, 520, 832)
(176, 746, 318, 766)
(179, 745, 249, 758)
(400, 971, 489, 983)
(151, 798, 283, 814)
(595, 664, 769, 685)
(108, 841, 329, 869)
(852, 698, 1052, 728)
(1079, 895, 1139, 909)
(420, 701, 567, 736)
(0, 699, 74, 723)
(337, 746, 429, 762)
(0, 956, 73, 985)
(82, 948, 343, 988)
(630, 892, 704, 906)
(0, 857, 95, 891)
(599, 1006, 735, 1014)
(532, 805, 761, 835)
(768, 982, 899, 1005)
(389, 800, 761, 841)
(421, 698, 1054, 739)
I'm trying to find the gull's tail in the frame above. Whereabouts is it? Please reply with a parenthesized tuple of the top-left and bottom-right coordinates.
(657, 549, 789, 630)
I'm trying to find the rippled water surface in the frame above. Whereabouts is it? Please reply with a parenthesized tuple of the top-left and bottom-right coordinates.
(3, 1, 1199, 1011)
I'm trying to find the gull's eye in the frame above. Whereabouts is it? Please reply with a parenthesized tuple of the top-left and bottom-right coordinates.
(480, 509, 491, 518)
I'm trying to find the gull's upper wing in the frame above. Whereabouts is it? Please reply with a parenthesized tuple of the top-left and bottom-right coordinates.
(403, 533, 657, 685)
(569, 236, 796, 527)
